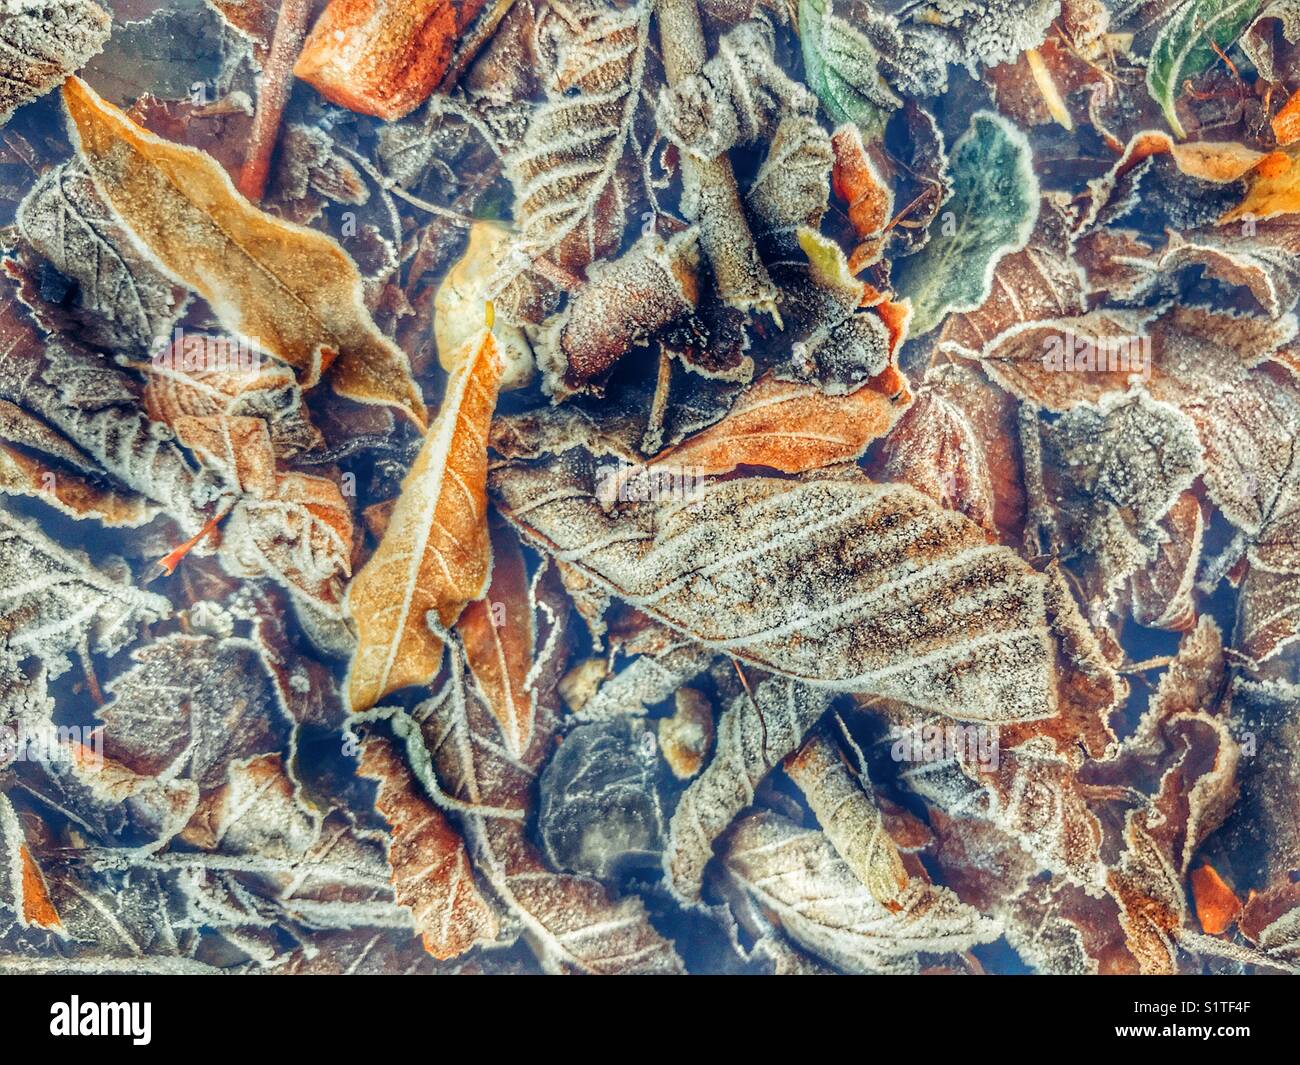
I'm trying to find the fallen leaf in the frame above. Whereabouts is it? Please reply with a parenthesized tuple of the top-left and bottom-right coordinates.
(720, 810, 1000, 974)
(358, 735, 499, 959)
(0, 0, 110, 124)
(62, 76, 427, 426)
(345, 329, 501, 711)
(493, 454, 1059, 722)
(892, 111, 1039, 336)
(455, 517, 535, 758)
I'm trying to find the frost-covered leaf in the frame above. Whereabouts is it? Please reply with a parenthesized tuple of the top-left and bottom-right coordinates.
(657, 19, 815, 159)
(358, 735, 499, 959)
(455, 518, 536, 758)
(665, 675, 833, 902)
(0, 0, 110, 125)
(635, 365, 910, 479)
(1146, 0, 1263, 138)
(17, 161, 187, 352)
(62, 76, 426, 425)
(495, 1, 652, 313)
(0, 508, 169, 676)
(493, 454, 1059, 722)
(96, 633, 289, 791)
(873, 361, 1025, 545)
(345, 329, 501, 711)
(892, 111, 1039, 335)
(720, 810, 1000, 973)
(785, 721, 910, 908)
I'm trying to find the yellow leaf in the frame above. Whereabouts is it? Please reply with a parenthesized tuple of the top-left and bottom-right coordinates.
(434, 221, 534, 388)
(1222, 150, 1300, 223)
(61, 76, 426, 427)
(345, 329, 502, 711)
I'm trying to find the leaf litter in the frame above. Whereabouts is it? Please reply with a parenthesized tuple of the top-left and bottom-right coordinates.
(0, 0, 1297, 977)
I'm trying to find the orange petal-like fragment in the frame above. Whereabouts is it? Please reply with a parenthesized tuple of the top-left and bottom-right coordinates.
(1273, 89, 1300, 147)
(294, 0, 490, 121)
(19, 845, 61, 929)
(1191, 863, 1242, 935)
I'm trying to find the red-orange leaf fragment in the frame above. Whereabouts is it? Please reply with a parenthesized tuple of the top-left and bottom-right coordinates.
(294, 0, 490, 121)
(358, 736, 498, 959)
(1191, 863, 1242, 935)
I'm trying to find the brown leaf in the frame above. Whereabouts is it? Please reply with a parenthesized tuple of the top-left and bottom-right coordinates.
(455, 517, 535, 758)
(358, 735, 499, 959)
(345, 329, 501, 711)
(62, 76, 427, 426)
(873, 361, 1025, 546)
(636, 365, 910, 479)
(493, 455, 1059, 722)
(0, 0, 110, 124)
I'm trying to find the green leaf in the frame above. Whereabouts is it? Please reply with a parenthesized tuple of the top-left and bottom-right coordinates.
(798, 0, 899, 137)
(1146, 0, 1263, 138)
(892, 111, 1038, 337)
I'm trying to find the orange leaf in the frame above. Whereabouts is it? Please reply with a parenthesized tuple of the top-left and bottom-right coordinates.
(294, 0, 490, 121)
(19, 845, 61, 930)
(456, 518, 536, 758)
(641, 363, 911, 478)
(345, 329, 502, 711)
(358, 735, 498, 958)
(1223, 151, 1300, 222)
(830, 125, 892, 272)
(1191, 863, 1242, 935)
(1273, 88, 1300, 147)
(61, 76, 426, 426)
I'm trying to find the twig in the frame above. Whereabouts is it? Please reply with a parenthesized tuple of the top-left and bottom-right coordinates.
(655, 0, 781, 323)
(238, 0, 313, 202)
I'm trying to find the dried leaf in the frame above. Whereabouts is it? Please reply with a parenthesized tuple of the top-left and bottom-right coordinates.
(455, 517, 535, 758)
(358, 735, 499, 959)
(785, 721, 910, 908)
(294, 0, 491, 120)
(0, 0, 110, 124)
(720, 810, 999, 974)
(0, 508, 169, 677)
(62, 76, 427, 426)
(345, 329, 501, 711)
(636, 365, 910, 479)
(17, 161, 187, 352)
(493, 455, 1059, 722)
(665, 675, 833, 902)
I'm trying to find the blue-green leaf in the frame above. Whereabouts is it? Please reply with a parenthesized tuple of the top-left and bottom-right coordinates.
(1146, 0, 1263, 138)
(892, 111, 1038, 337)
(798, 0, 900, 137)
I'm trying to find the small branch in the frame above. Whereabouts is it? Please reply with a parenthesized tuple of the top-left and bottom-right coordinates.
(655, 0, 780, 323)
(238, 0, 314, 202)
